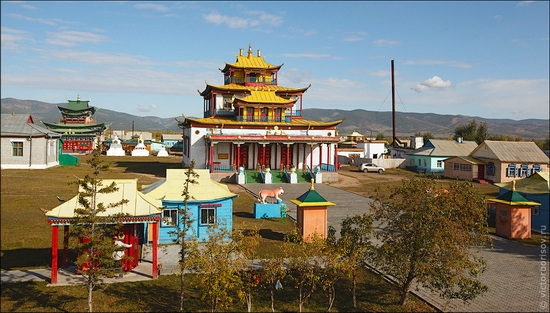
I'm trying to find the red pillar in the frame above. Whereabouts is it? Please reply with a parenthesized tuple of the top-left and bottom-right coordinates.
(261, 144, 265, 165)
(335, 144, 339, 172)
(133, 224, 139, 268)
(209, 144, 215, 173)
(152, 221, 158, 279)
(51, 225, 58, 284)
(286, 144, 290, 166)
(63, 225, 69, 268)
(237, 144, 241, 169)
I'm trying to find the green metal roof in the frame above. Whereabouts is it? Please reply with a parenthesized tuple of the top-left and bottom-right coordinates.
(290, 181, 335, 207)
(488, 181, 541, 206)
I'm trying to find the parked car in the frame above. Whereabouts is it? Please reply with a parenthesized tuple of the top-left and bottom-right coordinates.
(359, 163, 385, 173)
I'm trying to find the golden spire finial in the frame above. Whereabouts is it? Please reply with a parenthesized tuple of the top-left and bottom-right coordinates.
(77, 94, 80, 101)
(248, 43, 252, 57)
(310, 179, 315, 190)
(512, 180, 516, 191)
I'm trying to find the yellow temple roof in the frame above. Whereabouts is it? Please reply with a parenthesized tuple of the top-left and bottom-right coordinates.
(179, 115, 343, 128)
(199, 83, 310, 96)
(235, 90, 295, 105)
(221, 45, 282, 71)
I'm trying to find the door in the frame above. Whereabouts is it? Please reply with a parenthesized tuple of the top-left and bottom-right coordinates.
(259, 145, 271, 168)
(239, 145, 249, 169)
(281, 145, 293, 168)
(478, 164, 485, 180)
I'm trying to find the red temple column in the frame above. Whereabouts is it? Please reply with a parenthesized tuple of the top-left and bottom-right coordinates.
(334, 144, 339, 172)
(51, 225, 58, 284)
(286, 144, 290, 166)
(152, 221, 159, 279)
(237, 144, 241, 169)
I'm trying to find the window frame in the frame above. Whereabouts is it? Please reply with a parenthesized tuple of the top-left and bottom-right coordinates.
(162, 208, 178, 227)
(11, 141, 24, 157)
(200, 207, 216, 225)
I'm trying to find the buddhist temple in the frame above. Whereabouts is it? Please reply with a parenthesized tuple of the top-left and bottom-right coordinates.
(177, 45, 344, 181)
(42, 95, 107, 153)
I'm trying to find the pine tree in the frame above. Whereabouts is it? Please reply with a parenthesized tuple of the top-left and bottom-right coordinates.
(70, 144, 128, 312)
(173, 159, 199, 312)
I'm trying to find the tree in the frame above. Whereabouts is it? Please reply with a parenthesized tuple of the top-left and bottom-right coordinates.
(194, 221, 241, 312)
(453, 119, 487, 144)
(316, 232, 348, 312)
(414, 131, 434, 144)
(282, 229, 323, 313)
(233, 226, 261, 312)
(370, 176, 491, 305)
(260, 256, 287, 312)
(173, 159, 199, 312)
(70, 144, 128, 312)
(327, 213, 373, 308)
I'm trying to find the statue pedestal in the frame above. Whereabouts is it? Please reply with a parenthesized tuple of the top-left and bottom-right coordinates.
(264, 172, 272, 184)
(290, 172, 298, 184)
(254, 200, 286, 219)
(315, 172, 323, 184)
(237, 173, 246, 184)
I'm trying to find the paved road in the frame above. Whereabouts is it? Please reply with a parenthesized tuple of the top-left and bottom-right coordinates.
(3, 182, 548, 312)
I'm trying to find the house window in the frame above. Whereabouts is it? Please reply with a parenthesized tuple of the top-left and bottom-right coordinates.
(200, 208, 216, 225)
(519, 164, 529, 178)
(437, 160, 442, 168)
(506, 164, 517, 178)
(418, 159, 421, 166)
(486, 162, 495, 176)
(532, 207, 539, 216)
(454, 163, 459, 170)
(12, 141, 23, 157)
(459, 164, 472, 172)
(162, 208, 178, 227)
(532, 164, 541, 175)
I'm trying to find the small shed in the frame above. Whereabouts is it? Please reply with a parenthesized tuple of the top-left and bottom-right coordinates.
(290, 180, 335, 242)
(44, 179, 163, 284)
(488, 181, 540, 239)
(494, 172, 549, 232)
(141, 169, 238, 242)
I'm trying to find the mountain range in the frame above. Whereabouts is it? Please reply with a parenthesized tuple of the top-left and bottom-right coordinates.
(1, 98, 548, 140)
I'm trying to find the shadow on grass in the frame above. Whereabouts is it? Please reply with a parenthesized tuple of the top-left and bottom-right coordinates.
(259, 229, 285, 241)
(234, 212, 254, 218)
(1, 281, 82, 312)
(115, 161, 182, 177)
(1, 248, 57, 270)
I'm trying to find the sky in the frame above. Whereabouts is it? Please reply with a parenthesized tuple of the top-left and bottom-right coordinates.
(1, 1, 549, 121)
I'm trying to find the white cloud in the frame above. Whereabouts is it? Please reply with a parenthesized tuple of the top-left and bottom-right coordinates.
(342, 36, 364, 42)
(517, 1, 534, 7)
(45, 31, 109, 47)
(136, 103, 159, 113)
(403, 59, 472, 69)
(288, 26, 317, 37)
(0, 27, 31, 50)
(412, 76, 452, 92)
(21, 4, 37, 10)
(9, 13, 56, 26)
(203, 10, 283, 29)
(372, 39, 400, 46)
(134, 3, 170, 13)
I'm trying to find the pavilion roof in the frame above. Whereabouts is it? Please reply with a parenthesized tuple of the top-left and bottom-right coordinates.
(141, 169, 238, 202)
(290, 180, 335, 207)
(44, 179, 162, 218)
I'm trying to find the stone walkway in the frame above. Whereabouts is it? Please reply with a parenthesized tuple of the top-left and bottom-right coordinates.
(2, 182, 548, 312)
